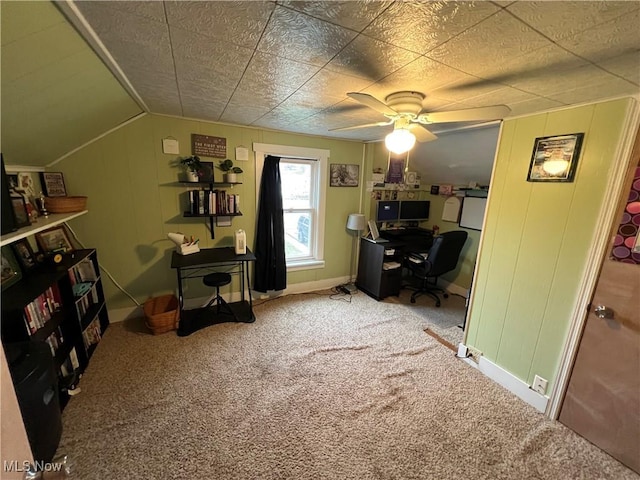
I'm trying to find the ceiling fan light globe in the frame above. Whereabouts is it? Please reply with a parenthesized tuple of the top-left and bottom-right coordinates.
(385, 129, 416, 154)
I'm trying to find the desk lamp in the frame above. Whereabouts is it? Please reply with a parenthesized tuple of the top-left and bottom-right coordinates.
(344, 213, 366, 293)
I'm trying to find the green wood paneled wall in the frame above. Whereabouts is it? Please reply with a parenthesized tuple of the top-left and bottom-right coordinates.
(465, 98, 633, 392)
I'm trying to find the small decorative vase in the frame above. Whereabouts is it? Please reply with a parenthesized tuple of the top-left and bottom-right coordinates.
(186, 170, 199, 182)
(224, 173, 237, 183)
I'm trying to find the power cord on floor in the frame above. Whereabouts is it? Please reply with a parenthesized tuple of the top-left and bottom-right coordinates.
(252, 290, 335, 307)
(329, 286, 357, 303)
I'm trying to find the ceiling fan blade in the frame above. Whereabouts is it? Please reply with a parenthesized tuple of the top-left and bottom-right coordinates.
(408, 124, 437, 143)
(347, 92, 398, 116)
(420, 105, 511, 124)
(329, 120, 393, 132)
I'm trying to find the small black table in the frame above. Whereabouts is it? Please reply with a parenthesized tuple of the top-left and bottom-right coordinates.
(170, 247, 257, 336)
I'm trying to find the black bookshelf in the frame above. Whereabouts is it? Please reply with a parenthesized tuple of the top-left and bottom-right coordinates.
(1, 248, 109, 409)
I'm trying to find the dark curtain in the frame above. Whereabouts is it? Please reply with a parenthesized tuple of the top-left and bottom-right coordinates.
(254, 155, 286, 292)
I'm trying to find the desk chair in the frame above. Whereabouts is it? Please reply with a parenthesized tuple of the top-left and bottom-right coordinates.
(203, 272, 238, 321)
(402, 230, 468, 307)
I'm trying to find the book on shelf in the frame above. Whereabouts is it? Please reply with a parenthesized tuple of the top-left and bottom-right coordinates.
(198, 190, 205, 214)
(82, 318, 102, 349)
(44, 327, 64, 356)
(22, 285, 64, 334)
(76, 259, 98, 282)
(69, 347, 79, 369)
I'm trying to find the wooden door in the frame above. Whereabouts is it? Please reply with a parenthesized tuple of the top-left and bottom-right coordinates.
(559, 133, 640, 473)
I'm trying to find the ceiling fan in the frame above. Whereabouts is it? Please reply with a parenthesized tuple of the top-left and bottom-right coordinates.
(331, 91, 511, 153)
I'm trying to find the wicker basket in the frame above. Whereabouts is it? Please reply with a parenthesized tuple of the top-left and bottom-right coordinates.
(143, 294, 180, 335)
(45, 196, 88, 213)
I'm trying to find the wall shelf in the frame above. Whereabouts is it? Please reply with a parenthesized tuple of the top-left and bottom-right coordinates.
(0, 210, 88, 247)
(165, 181, 242, 187)
(166, 181, 242, 239)
(183, 212, 243, 218)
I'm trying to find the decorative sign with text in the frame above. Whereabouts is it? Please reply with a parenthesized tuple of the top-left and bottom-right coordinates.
(192, 134, 226, 158)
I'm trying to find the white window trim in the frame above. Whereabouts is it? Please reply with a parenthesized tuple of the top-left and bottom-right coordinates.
(253, 143, 328, 270)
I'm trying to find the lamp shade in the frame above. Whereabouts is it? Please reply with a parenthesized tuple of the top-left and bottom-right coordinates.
(385, 129, 416, 154)
(346, 213, 366, 231)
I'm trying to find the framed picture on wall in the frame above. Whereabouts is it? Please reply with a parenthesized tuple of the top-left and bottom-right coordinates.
(527, 133, 584, 182)
(386, 152, 407, 183)
(40, 172, 67, 196)
(329, 164, 359, 187)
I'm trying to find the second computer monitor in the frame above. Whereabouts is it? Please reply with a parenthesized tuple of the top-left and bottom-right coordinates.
(376, 200, 400, 222)
(399, 200, 430, 221)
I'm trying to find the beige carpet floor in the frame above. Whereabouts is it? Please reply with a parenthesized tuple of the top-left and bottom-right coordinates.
(383, 288, 466, 348)
(58, 291, 637, 479)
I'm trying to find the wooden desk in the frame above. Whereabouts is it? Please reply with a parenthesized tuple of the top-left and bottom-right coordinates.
(379, 227, 433, 251)
(171, 247, 256, 336)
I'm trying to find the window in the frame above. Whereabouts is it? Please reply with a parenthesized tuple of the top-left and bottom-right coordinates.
(253, 143, 328, 270)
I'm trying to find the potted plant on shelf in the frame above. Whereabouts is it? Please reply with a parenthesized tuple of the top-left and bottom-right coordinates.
(218, 159, 243, 183)
(180, 155, 203, 182)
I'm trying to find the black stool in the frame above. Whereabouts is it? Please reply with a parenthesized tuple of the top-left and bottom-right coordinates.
(203, 272, 238, 321)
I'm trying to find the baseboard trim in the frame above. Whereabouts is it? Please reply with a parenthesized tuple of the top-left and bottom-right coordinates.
(107, 276, 351, 323)
(440, 280, 468, 299)
(457, 344, 548, 413)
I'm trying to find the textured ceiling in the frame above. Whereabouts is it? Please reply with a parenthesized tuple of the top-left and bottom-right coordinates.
(68, 0, 640, 143)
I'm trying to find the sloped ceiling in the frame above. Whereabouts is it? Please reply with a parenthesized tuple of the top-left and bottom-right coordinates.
(0, 1, 142, 168)
(1, 1, 639, 176)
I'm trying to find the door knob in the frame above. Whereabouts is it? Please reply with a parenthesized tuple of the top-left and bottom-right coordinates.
(594, 305, 614, 319)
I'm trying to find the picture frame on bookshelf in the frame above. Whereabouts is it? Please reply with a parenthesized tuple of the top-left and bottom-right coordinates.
(11, 238, 38, 272)
(10, 195, 31, 227)
(1, 246, 22, 291)
(40, 172, 67, 197)
(36, 226, 73, 253)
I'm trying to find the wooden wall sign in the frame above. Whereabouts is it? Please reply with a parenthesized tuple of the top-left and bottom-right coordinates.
(192, 134, 226, 158)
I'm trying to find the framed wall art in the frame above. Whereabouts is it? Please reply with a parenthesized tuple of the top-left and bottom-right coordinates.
(40, 172, 67, 196)
(386, 152, 407, 184)
(36, 226, 73, 253)
(1, 246, 22, 291)
(527, 133, 584, 182)
(329, 164, 359, 187)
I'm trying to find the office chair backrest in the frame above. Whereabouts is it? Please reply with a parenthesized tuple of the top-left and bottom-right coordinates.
(426, 231, 468, 277)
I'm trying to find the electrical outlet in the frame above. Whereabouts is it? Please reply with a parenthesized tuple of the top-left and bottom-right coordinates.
(467, 346, 482, 363)
(532, 375, 548, 395)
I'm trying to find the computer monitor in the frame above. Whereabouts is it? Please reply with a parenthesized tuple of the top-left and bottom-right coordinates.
(399, 200, 430, 221)
(376, 200, 400, 222)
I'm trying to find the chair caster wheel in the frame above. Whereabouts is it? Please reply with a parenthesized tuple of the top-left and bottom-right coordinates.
(410, 298, 416, 304)
(436, 301, 441, 307)
(443, 293, 449, 298)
